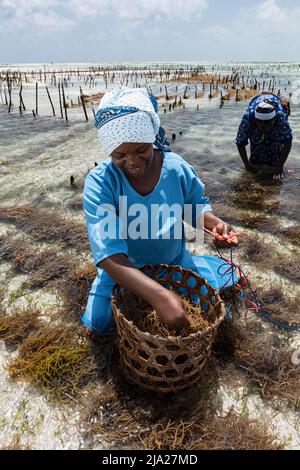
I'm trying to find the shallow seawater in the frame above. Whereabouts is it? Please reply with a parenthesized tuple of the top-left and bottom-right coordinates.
(0, 62, 300, 450)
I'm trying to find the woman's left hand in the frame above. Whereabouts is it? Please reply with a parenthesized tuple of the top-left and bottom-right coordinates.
(212, 222, 239, 248)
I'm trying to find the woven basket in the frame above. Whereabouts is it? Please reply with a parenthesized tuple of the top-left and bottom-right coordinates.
(112, 264, 226, 395)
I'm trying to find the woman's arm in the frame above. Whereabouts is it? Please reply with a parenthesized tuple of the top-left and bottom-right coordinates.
(237, 144, 257, 173)
(182, 163, 239, 248)
(100, 254, 189, 330)
(273, 142, 292, 180)
(84, 172, 189, 331)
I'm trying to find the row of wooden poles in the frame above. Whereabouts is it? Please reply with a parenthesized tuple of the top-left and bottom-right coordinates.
(2, 76, 90, 122)
(1, 68, 293, 122)
(2, 61, 298, 89)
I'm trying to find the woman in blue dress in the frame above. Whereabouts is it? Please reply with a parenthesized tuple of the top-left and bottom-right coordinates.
(82, 87, 239, 335)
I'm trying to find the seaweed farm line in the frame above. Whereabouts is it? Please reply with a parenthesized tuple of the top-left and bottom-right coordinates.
(1, 61, 300, 122)
(0, 62, 300, 450)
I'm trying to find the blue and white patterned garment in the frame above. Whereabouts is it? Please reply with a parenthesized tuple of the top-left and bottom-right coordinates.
(236, 94, 293, 167)
(82, 151, 238, 334)
(96, 87, 162, 154)
(95, 88, 172, 154)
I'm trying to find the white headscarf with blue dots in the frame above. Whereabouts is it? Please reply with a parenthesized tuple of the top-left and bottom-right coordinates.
(96, 87, 161, 154)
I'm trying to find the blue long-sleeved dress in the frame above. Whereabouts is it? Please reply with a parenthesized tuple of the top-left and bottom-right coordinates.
(82, 151, 237, 334)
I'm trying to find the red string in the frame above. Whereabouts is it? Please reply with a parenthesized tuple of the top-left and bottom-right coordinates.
(203, 226, 300, 332)
(203, 228, 256, 315)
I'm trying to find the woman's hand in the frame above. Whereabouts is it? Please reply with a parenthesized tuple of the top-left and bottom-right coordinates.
(204, 213, 239, 249)
(153, 289, 190, 331)
(212, 222, 239, 249)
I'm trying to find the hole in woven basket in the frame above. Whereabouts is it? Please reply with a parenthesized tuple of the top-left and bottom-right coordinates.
(155, 355, 169, 366)
(130, 359, 142, 371)
(171, 272, 181, 282)
(138, 349, 150, 360)
(124, 339, 133, 351)
(147, 366, 160, 377)
(178, 287, 188, 297)
(155, 381, 169, 388)
(190, 340, 203, 351)
(183, 365, 194, 374)
(140, 377, 152, 386)
(165, 369, 177, 378)
(173, 379, 187, 387)
(188, 277, 197, 288)
(146, 340, 158, 349)
(175, 354, 189, 365)
(166, 344, 180, 352)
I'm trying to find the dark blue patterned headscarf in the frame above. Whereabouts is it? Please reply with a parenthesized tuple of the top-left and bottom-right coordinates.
(95, 87, 171, 154)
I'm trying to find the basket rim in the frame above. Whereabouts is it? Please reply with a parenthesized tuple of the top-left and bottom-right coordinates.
(112, 263, 226, 342)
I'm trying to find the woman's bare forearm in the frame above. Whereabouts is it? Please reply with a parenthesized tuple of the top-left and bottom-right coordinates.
(99, 254, 167, 306)
(237, 144, 249, 167)
(99, 254, 189, 329)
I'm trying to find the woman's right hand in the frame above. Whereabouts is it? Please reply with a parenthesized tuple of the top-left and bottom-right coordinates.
(153, 289, 190, 331)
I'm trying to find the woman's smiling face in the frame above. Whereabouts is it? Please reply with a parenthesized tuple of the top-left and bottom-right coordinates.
(111, 142, 154, 179)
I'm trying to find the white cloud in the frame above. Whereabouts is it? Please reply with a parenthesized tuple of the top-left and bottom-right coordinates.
(2, 0, 299, 61)
(1, 0, 59, 15)
(245, 0, 300, 36)
(1, 0, 74, 31)
(201, 1, 300, 60)
(68, 0, 208, 20)
(253, 0, 287, 24)
(32, 11, 75, 30)
(1, 0, 208, 33)
(70, 0, 109, 18)
(253, 0, 293, 30)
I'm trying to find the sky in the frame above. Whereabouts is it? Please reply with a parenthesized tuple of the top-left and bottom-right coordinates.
(0, 0, 299, 63)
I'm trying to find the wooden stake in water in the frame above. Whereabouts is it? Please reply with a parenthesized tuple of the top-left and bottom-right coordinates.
(61, 83, 68, 122)
(165, 86, 169, 100)
(46, 86, 55, 117)
(58, 81, 63, 119)
(35, 82, 38, 115)
(6, 74, 12, 113)
(79, 86, 88, 121)
(19, 84, 26, 111)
